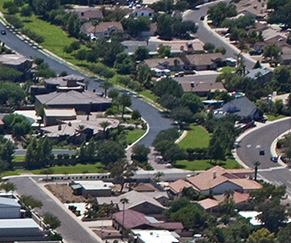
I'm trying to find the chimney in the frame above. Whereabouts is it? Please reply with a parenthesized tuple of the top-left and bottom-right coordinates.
(213, 170, 216, 179)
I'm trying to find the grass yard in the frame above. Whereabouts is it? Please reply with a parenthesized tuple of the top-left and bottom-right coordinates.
(2, 162, 107, 177)
(267, 114, 286, 121)
(12, 155, 25, 162)
(173, 158, 242, 171)
(138, 90, 158, 102)
(178, 124, 210, 149)
(126, 129, 146, 145)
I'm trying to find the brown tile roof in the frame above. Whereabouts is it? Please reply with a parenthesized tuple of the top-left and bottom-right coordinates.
(184, 53, 224, 66)
(214, 191, 250, 204)
(82, 21, 123, 34)
(198, 198, 219, 210)
(235, 0, 268, 18)
(168, 179, 198, 194)
(133, 182, 157, 192)
(228, 179, 262, 190)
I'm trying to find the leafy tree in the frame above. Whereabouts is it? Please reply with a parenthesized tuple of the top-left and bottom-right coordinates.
(4, 15, 23, 29)
(30, 0, 60, 16)
(20, 6, 32, 17)
(203, 43, 216, 53)
(218, 198, 236, 216)
(157, 14, 174, 40)
(137, 64, 152, 88)
(153, 128, 180, 146)
(158, 45, 171, 58)
(35, 63, 56, 78)
(121, 16, 150, 37)
(75, 49, 87, 61)
(263, 44, 282, 60)
(108, 88, 119, 102)
(207, 2, 237, 27)
(163, 143, 186, 162)
(0, 137, 15, 170)
(100, 80, 113, 97)
(103, 41, 124, 67)
(109, 158, 137, 192)
(118, 93, 131, 120)
(134, 46, 150, 61)
(43, 213, 61, 230)
(97, 140, 125, 164)
(100, 121, 111, 133)
(276, 223, 291, 243)
(154, 171, 164, 182)
(153, 77, 183, 98)
(0, 82, 26, 107)
(222, 14, 255, 29)
(158, 94, 180, 110)
(20, 195, 43, 210)
(3, 113, 31, 136)
(151, 0, 174, 13)
(268, 2, 291, 28)
(175, 1, 188, 11)
(131, 144, 150, 163)
(131, 110, 141, 120)
(0, 182, 16, 193)
(114, 52, 135, 75)
(247, 228, 275, 243)
(180, 92, 204, 114)
(171, 106, 194, 128)
(0, 66, 22, 81)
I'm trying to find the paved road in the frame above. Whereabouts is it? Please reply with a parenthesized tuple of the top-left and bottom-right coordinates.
(9, 176, 101, 243)
(236, 118, 291, 196)
(183, 0, 256, 70)
(14, 149, 74, 156)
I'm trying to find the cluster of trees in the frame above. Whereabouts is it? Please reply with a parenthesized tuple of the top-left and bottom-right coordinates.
(3, 114, 31, 137)
(268, 0, 291, 28)
(0, 136, 16, 172)
(207, 2, 237, 27)
(0, 66, 22, 81)
(0, 82, 26, 107)
(151, 0, 200, 13)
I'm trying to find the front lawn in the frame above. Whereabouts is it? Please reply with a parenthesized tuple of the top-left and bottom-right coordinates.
(12, 155, 25, 162)
(178, 125, 210, 149)
(2, 162, 107, 177)
(126, 129, 146, 145)
(266, 114, 286, 121)
(173, 158, 242, 171)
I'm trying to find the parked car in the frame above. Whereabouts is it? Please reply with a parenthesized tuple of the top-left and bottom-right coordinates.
(259, 150, 265, 155)
(1, 30, 6, 35)
(271, 156, 278, 162)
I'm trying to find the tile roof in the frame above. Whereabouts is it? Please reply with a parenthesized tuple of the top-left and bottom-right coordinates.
(66, 7, 103, 19)
(228, 179, 262, 190)
(214, 191, 250, 204)
(168, 179, 198, 194)
(198, 198, 219, 210)
(184, 53, 224, 66)
(144, 57, 183, 69)
(82, 21, 123, 34)
(44, 108, 76, 117)
(36, 90, 111, 106)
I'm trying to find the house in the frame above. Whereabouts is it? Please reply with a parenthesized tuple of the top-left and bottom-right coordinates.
(143, 57, 184, 72)
(122, 40, 159, 56)
(0, 197, 21, 219)
(214, 191, 251, 210)
(245, 67, 273, 86)
(97, 190, 166, 215)
(186, 166, 262, 195)
(235, 0, 268, 20)
(43, 108, 77, 126)
(129, 230, 180, 243)
(0, 54, 33, 81)
(174, 73, 226, 96)
(0, 218, 47, 242)
(112, 209, 183, 233)
(167, 179, 199, 197)
(278, 46, 291, 65)
(213, 96, 261, 121)
(71, 180, 114, 198)
(35, 90, 112, 114)
(181, 53, 224, 70)
(129, 7, 154, 18)
(81, 21, 123, 39)
(65, 7, 103, 20)
(197, 198, 219, 212)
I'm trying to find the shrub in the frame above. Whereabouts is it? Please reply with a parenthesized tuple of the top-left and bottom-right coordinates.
(5, 15, 23, 29)
(21, 28, 44, 43)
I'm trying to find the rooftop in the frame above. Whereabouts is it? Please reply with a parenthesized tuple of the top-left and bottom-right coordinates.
(0, 197, 20, 208)
(246, 67, 272, 80)
(0, 54, 31, 66)
(131, 230, 180, 243)
(0, 218, 40, 229)
(198, 198, 219, 210)
(73, 181, 114, 191)
(44, 108, 76, 117)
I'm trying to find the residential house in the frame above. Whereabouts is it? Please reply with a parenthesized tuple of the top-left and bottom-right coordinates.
(156, 39, 205, 54)
(129, 230, 180, 243)
(97, 190, 166, 215)
(0, 197, 21, 219)
(122, 40, 159, 56)
(181, 53, 224, 70)
(81, 21, 124, 39)
(65, 7, 103, 20)
(143, 57, 184, 72)
(235, 0, 268, 20)
(0, 218, 47, 242)
(186, 166, 262, 195)
(197, 198, 219, 212)
(213, 96, 261, 121)
(245, 67, 273, 86)
(129, 7, 154, 18)
(35, 90, 112, 114)
(214, 191, 251, 210)
(112, 209, 183, 233)
(71, 180, 114, 198)
(167, 179, 199, 198)
(0, 54, 33, 81)
(278, 46, 291, 65)
(174, 73, 226, 96)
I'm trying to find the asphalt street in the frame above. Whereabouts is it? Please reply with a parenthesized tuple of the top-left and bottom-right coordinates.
(9, 176, 101, 243)
(183, 0, 256, 70)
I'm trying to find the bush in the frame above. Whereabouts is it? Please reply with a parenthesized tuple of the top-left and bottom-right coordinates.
(21, 28, 44, 43)
(88, 63, 115, 79)
(63, 154, 70, 160)
(57, 154, 63, 160)
(5, 15, 23, 29)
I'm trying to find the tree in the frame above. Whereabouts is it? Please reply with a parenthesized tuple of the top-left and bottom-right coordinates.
(97, 140, 125, 164)
(137, 64, 152, 88)
(158, 45, 171, 58)
(118, 93, 132, 120)
(20, 195, 43, 210)
(131, 144, 150, 163)
(153, 77, 183, 98)
(103, 41, 124, 67)
(134, 46, 150, 61)
(3, 113, 31, 137)
(0, 82, 25, 106)
(154, 171, 164, 182)
(20, 6, 32, 17)
(121, 17, 150, 37)
(207, 2, 237, 27)
(114, 52, 135, 75)
(253, 60, 262, 69)
(100, 80, 113, 97)
(276, 223, 291, 243)
(203, 43, 216, 53)
(131, 110, 141, 120)
(100, 121, 111, 133)
(0, 182, 16, 193)
(43, 213, 61, 230)
(120, 197, 129, 239)
(247, 228, 275, 243)
(253, 161, 261, 181)
(157, 14, 174, 40)
(180, 92, 204, 114)
(66, 13, 80, 37)
(171, 107, 194, 129)
(263, 44, 281, 60)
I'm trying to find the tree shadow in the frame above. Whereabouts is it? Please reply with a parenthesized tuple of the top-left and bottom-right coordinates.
(22, 20, 32, 23)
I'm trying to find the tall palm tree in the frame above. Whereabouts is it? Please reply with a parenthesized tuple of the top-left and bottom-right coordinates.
(100, 80, 113, 97)
(100, 121, 111, 133)
(120, 197, 129, 239)
(253, 161, 261, 181)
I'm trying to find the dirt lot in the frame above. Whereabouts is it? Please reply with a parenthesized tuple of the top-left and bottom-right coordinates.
(45, 183, 87, 203)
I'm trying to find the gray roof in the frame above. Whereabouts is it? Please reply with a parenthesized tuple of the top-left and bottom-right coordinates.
(98, 191, 165, 211)
(246, 68, 272, 80)
(0, 218, 39, 229)
(0, 197, 20, 208)
(214, 96, 258, 119)
(36, 90, 111, 106)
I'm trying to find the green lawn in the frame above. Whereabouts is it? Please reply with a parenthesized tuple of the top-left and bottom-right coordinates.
(126, 129, 146, 145)
(266, 114, 286, 121)
(12, 155, 25, 162)
(173, 158, 242, 171)
(138, 90, 158, 102)
(178, 125, 210, 149)
(2, 162, 107, 177)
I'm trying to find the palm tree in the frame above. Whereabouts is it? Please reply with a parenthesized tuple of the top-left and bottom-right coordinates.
(120, 197, 129, 239)
(100, 80, 113, 97)
(253, 161, 261, 181)
(224, 189, 234, 199)
(154, 172, 164, 182)
(100, 121, 111, 133)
